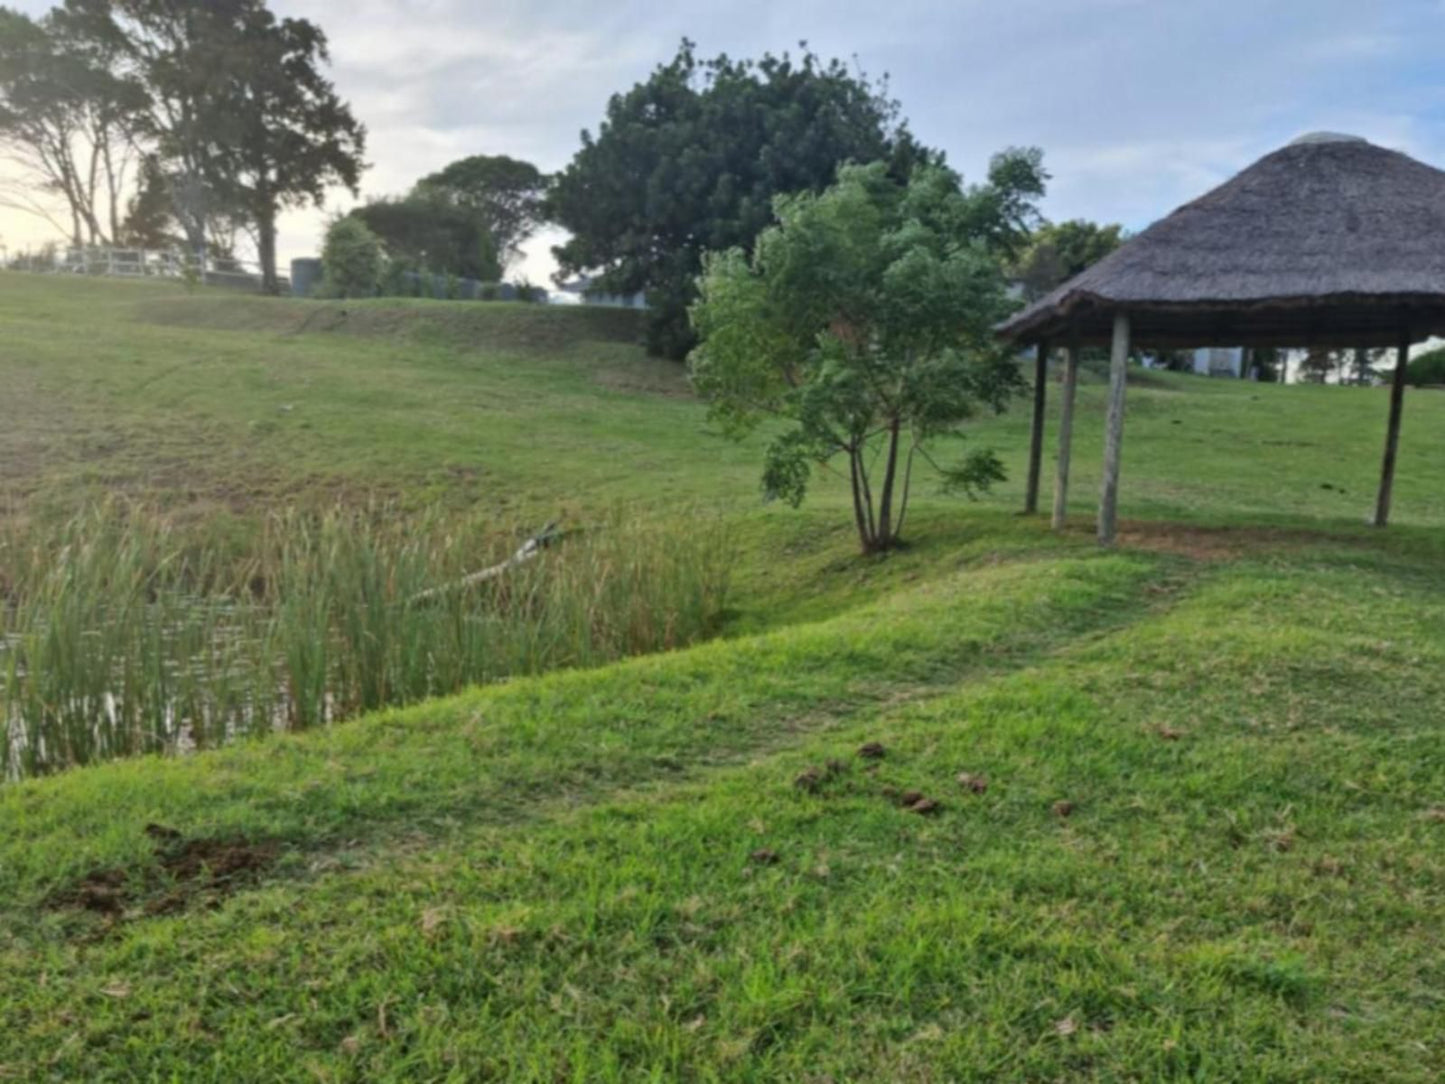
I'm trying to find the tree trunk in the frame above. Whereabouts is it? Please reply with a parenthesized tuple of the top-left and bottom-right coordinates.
(84, 138, 104, 245)
(102, 139, 123, 244)
(257, 202, 279, 295)
(170, 166, 209, 268)
(856, 448, 877, 544)
(849, 448, 872, 555)
(874, 417, 902, 548)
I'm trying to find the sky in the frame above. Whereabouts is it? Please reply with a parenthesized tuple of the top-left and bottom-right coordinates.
(3, 0, 1445, 285)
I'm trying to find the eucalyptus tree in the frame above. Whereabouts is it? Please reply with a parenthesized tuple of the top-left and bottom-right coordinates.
(60, 0, 364, 290)
(0, 4, 147, 246)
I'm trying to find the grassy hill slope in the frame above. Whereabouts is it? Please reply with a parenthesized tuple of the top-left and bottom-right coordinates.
(4, 529, 1443, 1081)
(2, 275, 1444, 1080)
(5, 272, 1445, 528)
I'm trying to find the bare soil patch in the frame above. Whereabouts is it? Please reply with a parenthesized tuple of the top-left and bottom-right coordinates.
(1109, 521, 1347, 561)
(47, 826, 280, 923)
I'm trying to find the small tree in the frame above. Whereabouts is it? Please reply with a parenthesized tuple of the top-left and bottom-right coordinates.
(690, 160, 1029, 555)
(320, 215, 382, 298)
(351, 194, 502, 281)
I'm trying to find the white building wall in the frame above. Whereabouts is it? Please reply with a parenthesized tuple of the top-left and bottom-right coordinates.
(1191, 347, 1245, 377)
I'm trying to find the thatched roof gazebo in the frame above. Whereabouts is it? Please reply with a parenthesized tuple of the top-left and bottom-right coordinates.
(1000, 132, 1445, 544)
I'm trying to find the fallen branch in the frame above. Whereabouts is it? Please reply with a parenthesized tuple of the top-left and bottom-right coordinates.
(409, 522, 562, 603)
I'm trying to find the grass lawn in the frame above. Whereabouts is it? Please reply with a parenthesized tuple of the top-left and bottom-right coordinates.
(6, 271, 1445, 532)
(2, 274, 1444, 1080)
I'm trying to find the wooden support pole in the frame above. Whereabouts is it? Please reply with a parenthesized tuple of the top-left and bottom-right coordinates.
(1051, 338, 1081, 531)
(1023, 339, 1050, 514)
(1372, 327, 1411, 527)
(1098, 312, 1131, 546)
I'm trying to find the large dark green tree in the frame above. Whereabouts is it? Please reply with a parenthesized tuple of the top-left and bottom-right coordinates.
(210, 4, 365, 292)
(350, 194, 502, 281)
(413, 154, 545, 271)
(690, 158, 1044, 554)
(550, 40, 939, 358)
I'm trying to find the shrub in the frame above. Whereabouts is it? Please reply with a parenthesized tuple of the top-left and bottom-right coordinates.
(512, 276, 544, 303)
(379, 258, 411, 298)
(320, 217, 384, 298)
(1406, 347, 1445, 387)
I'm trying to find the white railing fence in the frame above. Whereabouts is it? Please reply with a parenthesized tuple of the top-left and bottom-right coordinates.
(3, 245, 285, 293)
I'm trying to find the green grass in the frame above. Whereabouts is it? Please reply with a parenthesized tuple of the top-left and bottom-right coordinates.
(0, 273, 757, 522)
(6, 271, 1445, 530)
(2, 274, 1444, 1079)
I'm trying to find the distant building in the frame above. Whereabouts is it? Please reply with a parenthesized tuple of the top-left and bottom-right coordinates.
(1192, 347, 1246, 378)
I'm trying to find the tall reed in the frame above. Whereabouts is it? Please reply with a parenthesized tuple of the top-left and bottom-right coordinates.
(0, 503, 734, 779)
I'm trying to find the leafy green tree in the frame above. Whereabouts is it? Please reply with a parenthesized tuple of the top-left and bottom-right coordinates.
(351, 194, 502, 282)
(690, 160, 1033, 555)
(413, 154, 545, 271)
(550, 40, 943, 359)
(1013, 218, 1124, 301)
(319, 214, 382, 298)
(214, 5, 365, 293)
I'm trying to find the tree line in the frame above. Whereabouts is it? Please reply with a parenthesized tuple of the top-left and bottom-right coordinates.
(5, 16, 1115, 315)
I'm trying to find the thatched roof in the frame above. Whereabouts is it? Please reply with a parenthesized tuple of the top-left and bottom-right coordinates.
(999, 134, 1445, 348)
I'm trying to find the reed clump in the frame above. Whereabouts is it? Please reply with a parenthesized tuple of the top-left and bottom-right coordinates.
(1, 502, 734, 779)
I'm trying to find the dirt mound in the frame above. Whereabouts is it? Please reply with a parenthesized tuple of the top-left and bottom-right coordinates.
(48, 826, 280, 923)
(1109, 521, 1344, 561)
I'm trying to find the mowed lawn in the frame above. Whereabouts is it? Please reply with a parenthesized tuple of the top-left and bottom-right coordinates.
(5, 272, 1445, 529)
(2, 274, 1444, 1081)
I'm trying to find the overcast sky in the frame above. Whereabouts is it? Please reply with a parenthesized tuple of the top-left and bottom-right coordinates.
(4, 0, 1444, 283)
